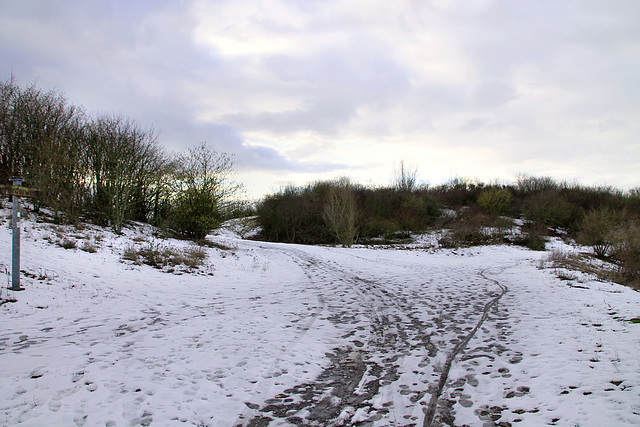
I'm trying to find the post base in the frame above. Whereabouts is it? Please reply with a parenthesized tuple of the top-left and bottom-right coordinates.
(7, 286, 24, 292)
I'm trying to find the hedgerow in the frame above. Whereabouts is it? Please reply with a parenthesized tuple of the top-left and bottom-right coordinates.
(256, 175, 640, 286)
(256, 181, 441, 245)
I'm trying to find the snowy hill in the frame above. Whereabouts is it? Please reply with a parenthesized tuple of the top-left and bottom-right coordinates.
(1, 204, 639, 426)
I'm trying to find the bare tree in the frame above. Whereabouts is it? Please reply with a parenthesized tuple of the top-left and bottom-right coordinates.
(0, 77, 87, 221)
(0, 75, 26, 183)
(323, 178, 358, 247)
(86, 115, 161, 232)
(393, 160, 418, 192)
(170, 142, 243, 239)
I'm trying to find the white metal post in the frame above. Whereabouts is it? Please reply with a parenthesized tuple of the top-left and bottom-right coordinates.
(9, 177, 23, 291)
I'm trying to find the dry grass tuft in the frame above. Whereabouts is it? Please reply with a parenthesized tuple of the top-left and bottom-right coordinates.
(122, 243, 207, 271)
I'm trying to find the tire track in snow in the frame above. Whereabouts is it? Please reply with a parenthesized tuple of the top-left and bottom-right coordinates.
(299, 249, 507, 426)
(237, 244, 513, 426)
(240, 246, 432, 426)
(423, 269, 508, 427)
(241, 246, 462, 426)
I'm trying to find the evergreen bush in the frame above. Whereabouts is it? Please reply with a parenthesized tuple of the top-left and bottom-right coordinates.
(477, 187, 513, 216)
(172, 189, 221, 240)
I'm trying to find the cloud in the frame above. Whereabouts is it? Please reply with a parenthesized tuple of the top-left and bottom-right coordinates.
(155, 118, 348, 175)
(222, 97, 356, 135)
(214, 38, 411, 135)
(469, 81, 517, 109)
(460, 117, 490, 132)
(1, 0, 639, 196)
(240, 143, 349, 173)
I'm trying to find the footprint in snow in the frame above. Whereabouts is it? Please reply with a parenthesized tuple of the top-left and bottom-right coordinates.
(48, 397, 62, 412)
(29, 366, 47, 379)
(73, 414, 88, 426)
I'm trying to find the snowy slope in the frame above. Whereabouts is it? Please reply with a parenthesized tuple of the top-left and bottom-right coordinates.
(0, 207, 639, 426)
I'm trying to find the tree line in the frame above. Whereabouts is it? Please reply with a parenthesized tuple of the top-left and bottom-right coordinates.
(256, 173, 640, 286)
(0, 76, 242, 239)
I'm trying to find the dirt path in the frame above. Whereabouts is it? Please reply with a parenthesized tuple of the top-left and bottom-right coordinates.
(236, 245, 514, 426)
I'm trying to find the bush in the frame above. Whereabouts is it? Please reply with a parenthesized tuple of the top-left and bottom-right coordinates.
(358, 217, 401, 241)
(358, 189, 440, 236)
(508, 223, 548, 251)
(395, 192, 440, 231)
(80, 241, 98, 253)
(323, 179, 358, 247)
(429, 177, 485, 207)
(609, 220, 640, 284)
(627, 188, 640, 214)
(477, 187, 513, 216)
(257, 183, 440, 244)
(57, 238, 77, 250)
(515, 175, 558, 194)
(171, 188, 221, 240)
(577, 208, 623, 257)
(438, 208, 511, 248)
(515, 232, 547, 251)
(256, 186, 299, 243)
(168, 143, 242, 239)
(123, 243, 206, 270)
(256, 183, 332, 244)
(522, 190, 583, 231)
(439, 223, 493, 248)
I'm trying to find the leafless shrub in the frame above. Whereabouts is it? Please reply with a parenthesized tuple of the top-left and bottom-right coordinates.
(180, 246, 207, 268)
(80, 241, 98, 253)
(122, 243, 207, 271)
(323, 178, 358, 247)
(122, 245, 138, 262)
(609, 220, 640, 285)
(543, 248, 636, 288)
(393, 160, 419, 192)
(438, 208, 511, 248)
(57, 238, 77, 250)
(577, 208, 623, 257)
(516, 174, 558, 194)
(509, 222, 548, 251)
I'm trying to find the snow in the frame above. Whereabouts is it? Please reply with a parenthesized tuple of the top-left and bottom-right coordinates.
(0, 204, 639, 426)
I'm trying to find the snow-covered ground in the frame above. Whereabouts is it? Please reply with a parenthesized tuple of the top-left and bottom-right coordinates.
(0, 206, 639, 426)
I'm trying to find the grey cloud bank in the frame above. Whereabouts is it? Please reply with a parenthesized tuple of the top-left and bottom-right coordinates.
(1, 0, 639, 197)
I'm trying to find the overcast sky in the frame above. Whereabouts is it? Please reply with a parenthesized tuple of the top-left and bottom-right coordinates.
(1, 0, 639, 197)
